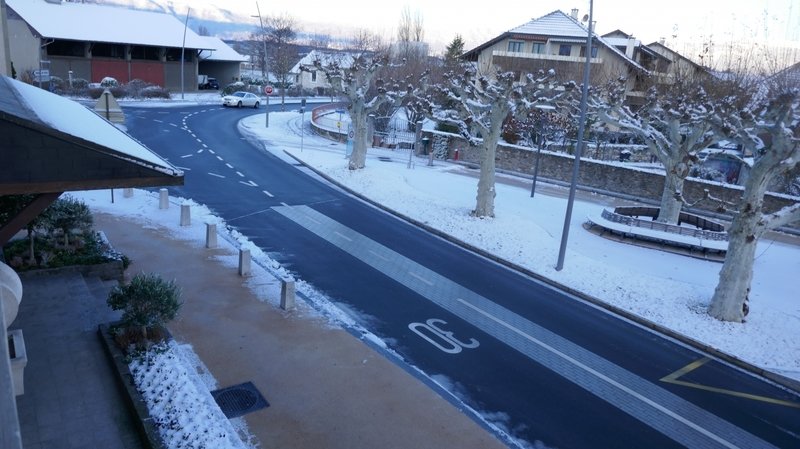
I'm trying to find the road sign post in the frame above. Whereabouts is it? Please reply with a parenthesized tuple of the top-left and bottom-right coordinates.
(263, 85, 273, 128)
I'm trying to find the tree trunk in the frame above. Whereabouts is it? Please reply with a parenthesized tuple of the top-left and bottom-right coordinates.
(656, 172, 684, 223)
(474, 134, 499, 218)
(348, 103, 369, 170)
(708, 175, 769, 322)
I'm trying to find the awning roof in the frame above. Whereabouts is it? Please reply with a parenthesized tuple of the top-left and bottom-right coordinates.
(0, 76, 183, 195)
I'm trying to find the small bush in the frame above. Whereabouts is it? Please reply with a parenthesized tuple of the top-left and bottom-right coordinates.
(107, 273, 182, 347)
(140, 85, 170, 99)
(101, 76, 119, 87)
(222, 81, 246, 95)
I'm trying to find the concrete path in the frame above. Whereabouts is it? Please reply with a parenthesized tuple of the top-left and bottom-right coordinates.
(95, 213, 507, 449)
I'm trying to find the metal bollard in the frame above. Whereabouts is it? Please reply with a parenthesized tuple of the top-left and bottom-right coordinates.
(123, 188, 134, 198)
(280, 278, 295, 310)
(238, 249, 251, 276)
(180, 204, 191, 226)
(205, 223, 218, 248)
(159, 188, 169, 209)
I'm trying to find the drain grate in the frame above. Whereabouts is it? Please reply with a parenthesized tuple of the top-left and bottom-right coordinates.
(211, 381, 269, 418)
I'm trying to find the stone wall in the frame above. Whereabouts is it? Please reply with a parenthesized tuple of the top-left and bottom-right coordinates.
(425, 131, 800, 220)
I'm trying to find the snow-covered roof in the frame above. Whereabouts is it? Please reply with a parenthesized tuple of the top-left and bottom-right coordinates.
(290, 50, 358, 74)
(0, 75, 180, 174)
(6, 0, 211, 49)
(463, 10, 646, 73)
(197, 36, 248, 62)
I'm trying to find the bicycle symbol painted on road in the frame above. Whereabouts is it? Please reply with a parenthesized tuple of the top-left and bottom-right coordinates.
(408, 319, 479, 354)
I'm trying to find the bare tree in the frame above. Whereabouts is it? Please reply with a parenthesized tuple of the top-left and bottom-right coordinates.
(264, 13, 298, 110)
(415, 68, 571, 217)
(311, 55, 419, 170)
(350, 29, 385, 53)
(591, 78, 741, 223)
(709, 88, 800, 322)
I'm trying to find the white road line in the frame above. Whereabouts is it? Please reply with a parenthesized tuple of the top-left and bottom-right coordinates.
(216, 156, 223, 161)
(208, 172, 225, 178)
(334, 231, 353, 242)
(153, 119, 163, 123)
(190, 133, 196, 137)
(196, 149, 203, 154)
(236, 171, 245, 177)
(409, 271, 434, 286)
(280, 202, 290, 207)
(202, 143, 208, 148)
(175, 166, 191, 171)
(239, 181, 257, 187)
(208, 149, 215, 154)
(368, 250, 389, 261)
(262, 190, 274, 197)
(455, 298, 741, 449)
(180, 154, 193, 158)
(226, 163, 234, 169)
(196, 138, 203, 143)
(170, 123, 177, 127)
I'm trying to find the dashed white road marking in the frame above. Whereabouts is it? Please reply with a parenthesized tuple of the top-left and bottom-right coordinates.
(208, 172, 225, 178)
(409, 271, 434, 286)
(236, 171, 245, 177)
(209, 149, 215, 154)
(153, 119, 163, 123)
(196, 138, 203, 143)
(239, 180, 258, 187)
(226, 163, 234, 169)
(262, 190, 274, 198)
(216, 156, 223, 161)
(196, 149, 203, 154)
(334, 231, 353, 242)
(180, 154, 193, 158)
(368, 250, 389, 261)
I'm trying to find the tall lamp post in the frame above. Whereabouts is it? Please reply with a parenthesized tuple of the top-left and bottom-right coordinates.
(555, 0, 593, 271)
(180, 7, 190, 100)
(531, 104, 555, 198)
(252, 3, 269, 127)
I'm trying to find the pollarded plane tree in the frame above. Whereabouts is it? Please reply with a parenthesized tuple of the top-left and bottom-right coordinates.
(709, 88, 800, 322)
(310, 55, 421, 171)
(591, 78, 739, 224)
(414, 68, 571, 218)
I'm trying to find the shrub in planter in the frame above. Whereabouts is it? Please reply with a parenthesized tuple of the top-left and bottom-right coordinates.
(108, 273, 182, 349)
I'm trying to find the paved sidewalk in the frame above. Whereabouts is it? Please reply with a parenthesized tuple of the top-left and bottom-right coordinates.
(95, 213, 508, 449)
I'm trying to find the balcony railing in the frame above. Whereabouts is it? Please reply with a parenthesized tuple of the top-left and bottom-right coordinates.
(493, 50, 602, 64)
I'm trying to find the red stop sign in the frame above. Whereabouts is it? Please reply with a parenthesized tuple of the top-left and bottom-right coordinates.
(264, 85, 274, 95)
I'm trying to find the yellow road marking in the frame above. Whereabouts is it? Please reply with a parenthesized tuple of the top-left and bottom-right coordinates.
(661, 358, 800, 409)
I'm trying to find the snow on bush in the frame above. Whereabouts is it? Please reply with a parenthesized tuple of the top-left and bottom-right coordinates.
(101, 76, 119, 87)
(129, 341, 248, 449)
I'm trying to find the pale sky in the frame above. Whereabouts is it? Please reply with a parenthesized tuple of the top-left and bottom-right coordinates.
(116, 0, 800, 59)
(189, 0, 800, 52)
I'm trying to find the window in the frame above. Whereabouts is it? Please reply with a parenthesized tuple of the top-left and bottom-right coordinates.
(532, 42, 545, 54)
(165, 48, 193, 62)
(507, 41, 524, 53)
(91, 43, 125, 59)
(130, 45, 160, 60)
(47, 39, 85, 57)
(580, 46, 599, 58)
(558, 44, 571, 56)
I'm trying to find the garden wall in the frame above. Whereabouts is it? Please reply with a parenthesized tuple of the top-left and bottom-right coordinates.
(425, 131, 800, 221)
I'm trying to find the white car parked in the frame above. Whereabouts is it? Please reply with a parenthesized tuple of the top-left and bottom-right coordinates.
(222, 91, 260, 108)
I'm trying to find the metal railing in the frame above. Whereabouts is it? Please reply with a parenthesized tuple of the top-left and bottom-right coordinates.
(602, 208, 728, 241)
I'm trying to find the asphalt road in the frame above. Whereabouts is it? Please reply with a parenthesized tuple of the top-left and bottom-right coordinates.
(123, 103, 800, 449)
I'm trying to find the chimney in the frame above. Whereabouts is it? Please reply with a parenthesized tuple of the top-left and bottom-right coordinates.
(658, 37, 666, 45)
(570, 8, 579, 19)
(626, 37, 636, 58)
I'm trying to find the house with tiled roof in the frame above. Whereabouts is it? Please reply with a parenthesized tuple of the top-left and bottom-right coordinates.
(289, 49, 359, 96)
(462, 9, 704, 105)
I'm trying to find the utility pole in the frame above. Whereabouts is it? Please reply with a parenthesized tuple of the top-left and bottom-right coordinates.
(253, 2, 269, 127)
(180, 7, 190, 100)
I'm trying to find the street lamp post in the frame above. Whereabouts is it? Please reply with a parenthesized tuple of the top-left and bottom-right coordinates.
(180, 8, 190, 100)
(531, 104, 555, 198)
(555, 0, 593, 271)
(253, 3, 269, 127)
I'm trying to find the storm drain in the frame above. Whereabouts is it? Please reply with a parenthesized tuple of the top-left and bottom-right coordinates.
(211, 382, 270, 418)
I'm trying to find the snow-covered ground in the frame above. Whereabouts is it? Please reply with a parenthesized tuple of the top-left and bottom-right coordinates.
(70, 100, 798, 449)
(237, 110, 800, 382)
